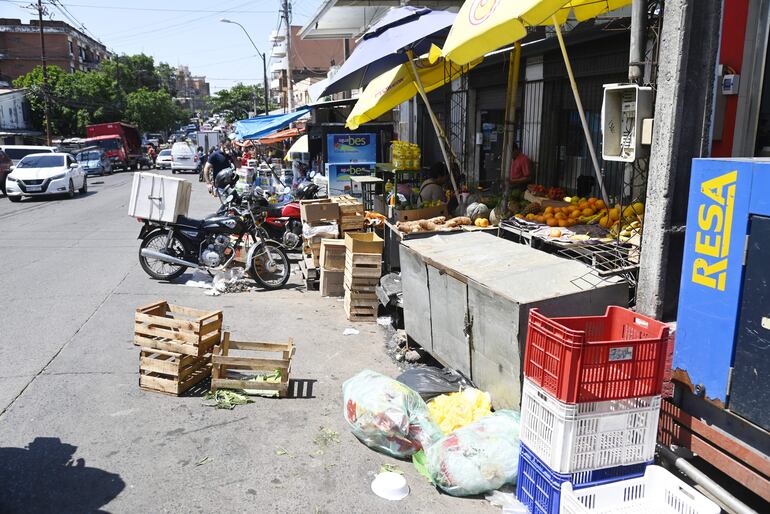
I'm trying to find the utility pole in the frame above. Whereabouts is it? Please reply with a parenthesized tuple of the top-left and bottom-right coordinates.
(35, 0, 52, 144)
(282, 0, 294, 111)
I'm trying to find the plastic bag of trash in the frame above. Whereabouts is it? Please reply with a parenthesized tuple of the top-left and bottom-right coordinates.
(343, 370, 442, 458)
(396, 367, 472, 401)
(425, 410, 521, 496)
(302, 222, 338, 239)
(427, 388, 492, 434)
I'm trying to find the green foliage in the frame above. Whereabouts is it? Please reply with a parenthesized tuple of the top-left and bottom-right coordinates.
(13, 53, 191, 136)
(210, 83, 269, 123)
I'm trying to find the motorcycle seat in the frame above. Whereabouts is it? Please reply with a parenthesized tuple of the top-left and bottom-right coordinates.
(266, 207, 284, 218)
(175, 215, 204, 228)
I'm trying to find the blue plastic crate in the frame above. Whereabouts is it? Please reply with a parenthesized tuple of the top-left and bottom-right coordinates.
(516, 444, 650, 514)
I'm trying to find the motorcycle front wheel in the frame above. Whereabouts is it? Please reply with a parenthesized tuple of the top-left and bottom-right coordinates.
(248, 241, 291, 290)
(139, 231, 189, 281)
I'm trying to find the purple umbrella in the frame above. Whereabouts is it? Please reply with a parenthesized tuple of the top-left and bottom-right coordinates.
(320, 6, 456, 97)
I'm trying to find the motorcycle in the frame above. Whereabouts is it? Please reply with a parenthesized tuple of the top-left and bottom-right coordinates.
(136, 171, 291, 289)
(261, 180, 320, 252)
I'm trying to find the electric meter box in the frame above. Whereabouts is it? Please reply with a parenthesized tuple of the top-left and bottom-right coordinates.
(601, 84, 653, 162)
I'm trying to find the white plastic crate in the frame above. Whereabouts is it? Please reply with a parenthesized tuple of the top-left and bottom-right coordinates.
(128, 172, 191, 223)
(560, 465, 720, 514)
(520, 379, 659, 474)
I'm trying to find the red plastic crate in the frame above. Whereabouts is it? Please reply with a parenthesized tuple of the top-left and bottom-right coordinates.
(523, 306, 670, 403)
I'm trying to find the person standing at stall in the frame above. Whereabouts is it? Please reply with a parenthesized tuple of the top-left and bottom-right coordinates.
(419, 162, 449, 203)
(508, 143, 532, 186)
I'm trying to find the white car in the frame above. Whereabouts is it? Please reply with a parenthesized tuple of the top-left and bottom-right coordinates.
(155, 148, 173, 170)
(5, 152, 87, 202)
(170, 142, 199, 174)
(0, 144, 57, 166)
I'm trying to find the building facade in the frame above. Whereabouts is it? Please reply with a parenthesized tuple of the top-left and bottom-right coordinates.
(0, 87, 38, 144)
(0, 18, 111, 84)
(174, 65, 211, 116)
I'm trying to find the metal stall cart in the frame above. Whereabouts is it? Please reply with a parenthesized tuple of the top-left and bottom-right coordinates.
(399, 231, 628, 409)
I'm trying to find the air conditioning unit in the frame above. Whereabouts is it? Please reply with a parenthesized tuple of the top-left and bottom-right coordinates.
(601, 84, 653, 162)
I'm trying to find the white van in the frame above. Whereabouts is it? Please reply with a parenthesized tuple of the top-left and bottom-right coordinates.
(170, 142, 198, 174)
(0, 145, 57, 166)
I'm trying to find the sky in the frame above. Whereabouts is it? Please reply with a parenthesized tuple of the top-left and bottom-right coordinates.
(1, 0, 323, 93)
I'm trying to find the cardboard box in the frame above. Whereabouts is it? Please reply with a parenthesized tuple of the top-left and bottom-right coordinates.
(300, 198, 340, 225)
(344, 232, 384, 255)
(392, 204, 448, 222)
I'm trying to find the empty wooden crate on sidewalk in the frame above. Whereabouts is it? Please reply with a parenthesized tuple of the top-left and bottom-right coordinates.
(134, 300, 222, 356)
(139, 348, 211, 396)
(211, 332, 295, 398)
(343, 233, 383, 322)
(320, 239, 346, 297)
(333, 195, 365, 232)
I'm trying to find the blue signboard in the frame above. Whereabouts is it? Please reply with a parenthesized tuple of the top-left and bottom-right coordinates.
(326, 162, 376, 195)
(327, 133, 377, 164)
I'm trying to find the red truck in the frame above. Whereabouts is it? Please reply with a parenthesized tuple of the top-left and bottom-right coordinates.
(85, 122, 142, 171)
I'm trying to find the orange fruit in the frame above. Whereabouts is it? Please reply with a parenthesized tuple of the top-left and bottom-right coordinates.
(609, 208, 620, 221)
(558, 219, 569, 228)
(595, 200, 606, 210)
(555, 212, 566, 220)
(535, 215, 545, 224)
(581, 208, 594, 216)
(578, 201, 588, 210)
(570, 208, 581, 218)
(544, 207, 553, 215)
(588, 197, 598, 205)
(546, 218, 558, 227)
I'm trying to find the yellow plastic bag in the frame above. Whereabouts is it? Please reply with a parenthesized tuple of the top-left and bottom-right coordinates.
(427, 388, 492, 434)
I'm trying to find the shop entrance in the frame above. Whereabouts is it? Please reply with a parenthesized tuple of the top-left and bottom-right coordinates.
(478, 109, 505, 186)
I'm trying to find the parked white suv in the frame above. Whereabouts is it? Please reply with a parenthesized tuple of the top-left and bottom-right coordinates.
(5, 152, 87, 202)
(0, 145, 56, 166)
(170, 142, 198, 174)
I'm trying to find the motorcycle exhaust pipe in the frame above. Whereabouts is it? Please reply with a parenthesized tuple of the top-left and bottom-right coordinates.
(140, 248, 200, 268)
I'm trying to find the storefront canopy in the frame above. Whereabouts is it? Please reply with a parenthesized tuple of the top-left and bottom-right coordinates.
(234, 107, 310, 141)
(257, 127, 305, 145)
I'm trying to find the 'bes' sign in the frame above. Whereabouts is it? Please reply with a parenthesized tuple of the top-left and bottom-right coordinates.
(691, 170, 737, 291)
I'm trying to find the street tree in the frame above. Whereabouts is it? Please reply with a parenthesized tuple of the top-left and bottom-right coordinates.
(124, 88, 186, 133)
(210, 83, 269, 122)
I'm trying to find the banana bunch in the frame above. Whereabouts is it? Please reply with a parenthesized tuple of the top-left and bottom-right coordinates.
(578, 211, 604, 225)
(610, 219, 642, 239)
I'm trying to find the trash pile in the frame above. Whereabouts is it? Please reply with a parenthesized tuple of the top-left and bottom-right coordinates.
(342, 369, 523, 498)
(185, 268, 255, 296)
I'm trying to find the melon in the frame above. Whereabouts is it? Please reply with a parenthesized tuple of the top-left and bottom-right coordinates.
(466, 202, 490, 222)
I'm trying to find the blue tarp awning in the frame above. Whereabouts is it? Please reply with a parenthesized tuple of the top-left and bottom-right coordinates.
(234, 107, 311, 140)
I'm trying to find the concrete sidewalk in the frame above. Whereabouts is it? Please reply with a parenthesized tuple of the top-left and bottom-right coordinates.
(0, 170, 493, 513)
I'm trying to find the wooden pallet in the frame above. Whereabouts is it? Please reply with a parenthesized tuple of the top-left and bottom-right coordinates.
(320, 269, 344, 297)
(334, 195, 365, 231)
(344, 292, 378, 322)
(211, 332, 294, 398)
(134, 301, 222, 357)
(139, 347, 211, 396)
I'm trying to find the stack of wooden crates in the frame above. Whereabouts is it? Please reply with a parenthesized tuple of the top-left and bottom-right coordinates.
(134, 301, 222, 395)
(299, 198, 340, 269)
(334, 195, 365, 232)
(343, 232, 384, 322)
(319, 239, 346, 297)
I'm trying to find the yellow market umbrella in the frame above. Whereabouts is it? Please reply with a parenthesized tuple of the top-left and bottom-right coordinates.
(346, 56, 481, 131)
(431, 0, 631, 66)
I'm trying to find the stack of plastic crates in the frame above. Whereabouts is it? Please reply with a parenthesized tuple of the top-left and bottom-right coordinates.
(516, 306, 670, 514)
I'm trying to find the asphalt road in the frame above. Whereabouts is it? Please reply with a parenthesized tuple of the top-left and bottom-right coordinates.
(0, 170, 492, 513)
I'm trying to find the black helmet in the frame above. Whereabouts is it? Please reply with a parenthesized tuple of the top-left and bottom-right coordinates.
(296, 181, 319, 200)
(214, 169, 237, 189)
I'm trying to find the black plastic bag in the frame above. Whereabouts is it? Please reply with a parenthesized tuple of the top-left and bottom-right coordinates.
(396, 367, 473, 401)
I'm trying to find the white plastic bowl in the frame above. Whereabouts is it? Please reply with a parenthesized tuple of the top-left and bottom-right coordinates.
(371, 472, 409, 501)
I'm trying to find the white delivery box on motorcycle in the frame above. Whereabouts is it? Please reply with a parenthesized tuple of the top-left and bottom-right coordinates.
(128, 172, 192, 223)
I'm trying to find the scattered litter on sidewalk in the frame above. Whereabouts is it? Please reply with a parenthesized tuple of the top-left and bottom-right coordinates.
(343, 328, 359, 336)
(379, 463, 403, 475)
(396, 367, 472, 401)
(371, 471, 410, 501)
(195, 456, 211, 467)
(203, 390, 254, 410)
(186, 268, 255, 295)
(275, 447, 291, 456)
(486, 490, 527, 513)
(376, 316, 392, 326)
(313, 427, 341, 448)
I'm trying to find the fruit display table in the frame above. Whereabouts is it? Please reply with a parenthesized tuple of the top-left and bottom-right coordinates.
(399, 232, 628, 410)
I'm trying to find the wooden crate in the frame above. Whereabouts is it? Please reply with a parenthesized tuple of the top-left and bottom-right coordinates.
(320, 239, 346, 271)
(344, 231, 384, 254)
(344, 252, 382, 279)
(211, 332, 295, 398)
(139, 347, 211, 396)
(300, 198, 340, 224)
(344, 291, 378, 322)
(320, 269, 344, 297)
(334, 195, 365, 231)
(134, 301, 222, 357)
(344, 274, 379, 293)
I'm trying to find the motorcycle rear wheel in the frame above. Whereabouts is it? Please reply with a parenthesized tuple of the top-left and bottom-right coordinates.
(139, 231, 189, 281)
(248, 241, 291, 290)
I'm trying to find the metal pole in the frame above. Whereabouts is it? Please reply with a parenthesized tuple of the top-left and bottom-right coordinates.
(629, 0, 647, 83)
(657, 445, 758, 514)
(406, 50, 460, 201)
(262, 54, 269, 114)
(37, 0, 52, 144)
(221, 20, 270, 115)
(551, 15, 610, 208)
(500, 42, 522, 202)
(283, 0, 294, 111)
